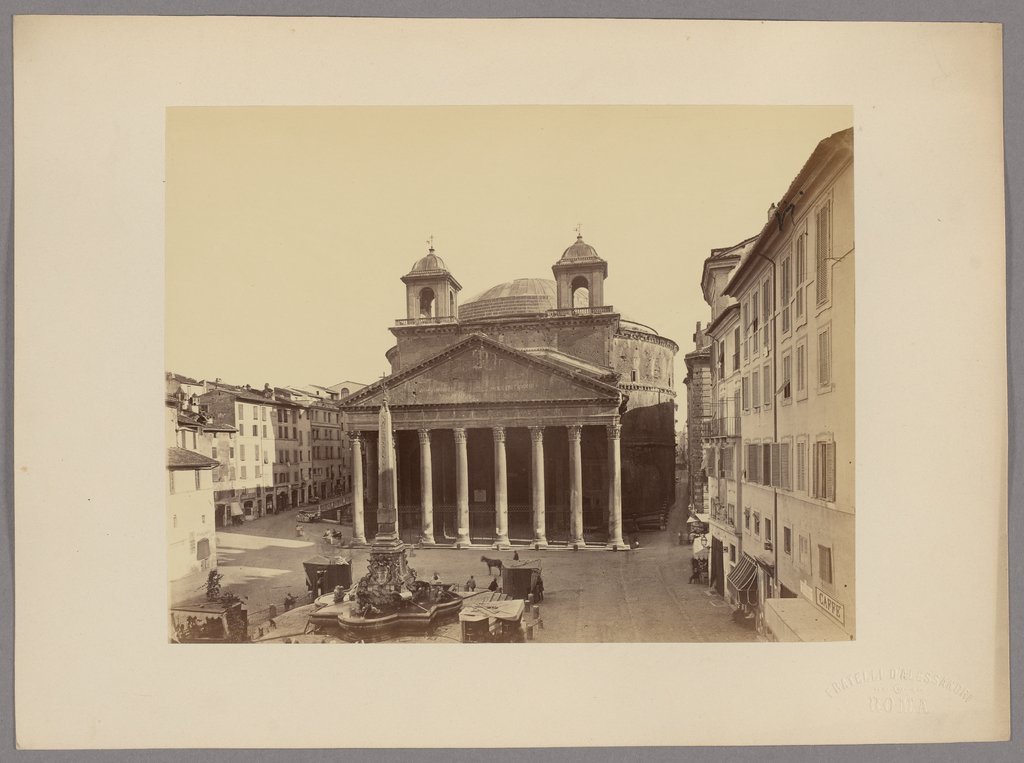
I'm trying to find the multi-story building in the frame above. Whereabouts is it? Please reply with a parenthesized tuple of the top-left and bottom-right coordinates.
(722, 127, 854, 640)
(270, 392, 304, 511)
(200, 383, 277, 523)
(165, 396, 219, 584)
(682, 323, 712, 514)
(700, 235, 756, 598)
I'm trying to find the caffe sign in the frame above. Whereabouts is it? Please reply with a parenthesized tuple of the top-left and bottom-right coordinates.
(815, 588, 845, 624)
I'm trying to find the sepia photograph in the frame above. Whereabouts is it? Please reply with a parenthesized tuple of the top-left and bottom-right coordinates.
(165, 105, 854, 645)
(12, 14, 1009, 751)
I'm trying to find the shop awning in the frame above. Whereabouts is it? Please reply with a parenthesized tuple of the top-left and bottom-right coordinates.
(727, 554, 758, 597)
(459, 599, 525, 623)
(230, 503, 243, 517)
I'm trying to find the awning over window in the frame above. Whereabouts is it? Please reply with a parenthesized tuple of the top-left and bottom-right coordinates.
(727, 554, 758, 603)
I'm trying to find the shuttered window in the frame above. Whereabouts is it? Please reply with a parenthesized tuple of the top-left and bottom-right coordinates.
(783, 526, 792, 555)
(816, 199, 832, 305)
(761, 280, 771, 349)
(741, 301, 749, 362)
(771, 443, 782, 486)
(762, 445, 772, 486)
(782, 353, 792, 400)
(747, 443, 760, 483)
(781, 253, 792, 333)
(813, 441, 836, 501)
(818, 327, 832, 387)
(780, 442, 792, 489)
(742, 376, 750, 410)
(722, 447, 734, 478)
(763, 364, 772, 409)
(796, 441, 806, 491)
(795, 232, 807, 319)
(752, 370, 760, 408)
(732, 327, 740, 371)
(796, 343, 806, 394)
(751, 292, 760, 353)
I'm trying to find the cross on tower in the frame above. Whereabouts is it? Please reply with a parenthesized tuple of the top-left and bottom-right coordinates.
(574, 223, 583, 238)
(426, 234, 435, 250)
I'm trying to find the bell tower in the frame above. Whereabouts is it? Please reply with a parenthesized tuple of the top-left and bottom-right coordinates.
(552, 231, 608, 310)
(400, 240, 462, 321)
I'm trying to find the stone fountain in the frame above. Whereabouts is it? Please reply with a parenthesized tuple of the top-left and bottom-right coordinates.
(327, 397, 463, 642)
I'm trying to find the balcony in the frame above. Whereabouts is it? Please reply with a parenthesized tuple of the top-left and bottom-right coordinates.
(394, 315, 459, 326)
(707, 415, 740, 438)
(546, 306, 615, 318)
(709, 502, 736, 528)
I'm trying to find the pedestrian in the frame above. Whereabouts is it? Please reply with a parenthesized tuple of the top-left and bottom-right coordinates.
(488, 577, 498, 592)
(432, 572, 440, 583)
(295, 524, 303, 538)
(466, 575, 476, 591)
(689, 557, 701, 584)
(512, 551, 519, 561)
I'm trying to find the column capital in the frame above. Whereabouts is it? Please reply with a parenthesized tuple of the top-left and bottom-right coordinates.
(417, 428, 431, 444)
(606, 422, 622, 441)
(529, 426, 544, 444)
(492, 426, 506, 443)
(347, 431, 363, 444)
(567, 424, 583, 441)
(453, 427, 467, 444)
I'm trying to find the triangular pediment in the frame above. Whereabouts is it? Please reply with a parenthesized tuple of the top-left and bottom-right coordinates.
(342, 334, 621, 409)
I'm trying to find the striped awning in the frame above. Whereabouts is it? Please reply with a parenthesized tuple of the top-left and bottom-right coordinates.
(727, 554, 758, 597)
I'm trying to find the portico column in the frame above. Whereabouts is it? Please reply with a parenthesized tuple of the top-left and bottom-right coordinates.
(530, 427, 548, 548)
(418, 429, 435, 545)
(454, 427, 471, 546)
(493, 427, 510, 548)
(607, 422, 625, 549)
(568, 424, 586, 547)
(365, 435, 378, 514)
(348, 432, 367, 545)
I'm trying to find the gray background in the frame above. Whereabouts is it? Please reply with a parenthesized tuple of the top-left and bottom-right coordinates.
(0, 1, 1020, 761)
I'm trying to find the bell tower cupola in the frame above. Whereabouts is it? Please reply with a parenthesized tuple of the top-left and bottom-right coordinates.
(400, 238, 462, 322)
(552, 228, 609, 310)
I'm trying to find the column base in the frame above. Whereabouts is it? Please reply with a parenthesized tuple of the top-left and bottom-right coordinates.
(456, 533, 471, 547)
(608, 539, 627, 551)
(419, 534, 437, 546)
(531, 538, 549, 550)
(492, 535, 511, 549)
(569, 538, 587, 548)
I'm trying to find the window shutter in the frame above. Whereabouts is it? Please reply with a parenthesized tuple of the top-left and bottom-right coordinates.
(818, 329, 832, 386)
(812, 443, 820, 498)
(781, 442, 791, 489)
(816, 201, 832, 305)
(752, 371, 760, 408)
(771, 443, 782, 486)
(796, 441, 806, 491)
(826, 442, 836, 501)
(762, 445, 772, 486)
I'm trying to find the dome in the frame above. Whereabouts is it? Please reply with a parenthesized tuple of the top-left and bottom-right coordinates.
(459, 278, 557, 322)
(408, 249, 449, 275)
(558, 234, 603, 264)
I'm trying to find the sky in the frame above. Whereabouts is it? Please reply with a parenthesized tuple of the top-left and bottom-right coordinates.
(166, 105, 852, 390)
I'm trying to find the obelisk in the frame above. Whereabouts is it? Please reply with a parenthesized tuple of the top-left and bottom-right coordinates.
(373, 397, 401, 550)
